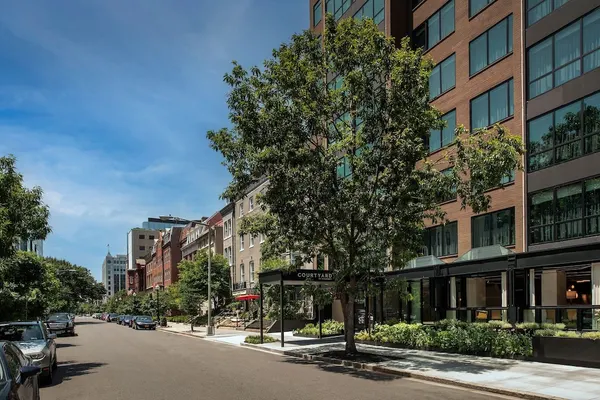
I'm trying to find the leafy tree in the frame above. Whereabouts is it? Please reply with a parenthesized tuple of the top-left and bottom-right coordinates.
(208, 16, 525, 353)
(177, 250, 231, 315)
(0, 155, 51, 258)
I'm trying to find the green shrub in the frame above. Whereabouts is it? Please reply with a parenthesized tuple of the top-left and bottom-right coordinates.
(515, 322, 540, 331)
(167, 315, 192, 323)
(487, 320, 512, 330)
(534, 329, 557, 337)
(556, 331, 580, 338)
(581, 332, 600, 340)
(540, 323, 565, 331)
(244, 335, 277, 344)
(294, 320, 344, 336)
(355, 330, 372, 341)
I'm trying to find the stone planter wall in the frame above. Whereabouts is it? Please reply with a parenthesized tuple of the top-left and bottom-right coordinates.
(532, 336, 600, 368)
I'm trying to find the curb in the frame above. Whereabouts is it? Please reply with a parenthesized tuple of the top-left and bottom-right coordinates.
(240, 343, 562, 400)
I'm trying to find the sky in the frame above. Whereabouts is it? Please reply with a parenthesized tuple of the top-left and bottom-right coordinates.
(0, 0, 308, 281)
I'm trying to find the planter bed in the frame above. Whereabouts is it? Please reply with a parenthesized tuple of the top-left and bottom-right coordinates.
(292, 332, 343, 339)
(532, 336, 600, 369)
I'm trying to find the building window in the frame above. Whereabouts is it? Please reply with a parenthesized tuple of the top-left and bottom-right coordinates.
(326, 0, 352, 21)
(337, 156, 351, 179)
(139, 234, 145, 239)
(470, 79, 514, 130)
(414, 0, 455, 51)
(139, 246, 145, 251)
(240, 264, 245, 283)
(527, 91, 600, 172)
(353, 0, 385, 25)
(424, 222, 458, 257)
(313, 0, 322, 26)
(239, 202, 244, 216)
(438, 168, 457, 203)
(129, 276, 133, 284)
(527, 0, 570, 27)
(249, 261, 255, 283)
(250, 235, 255, 247)
(529, 177, 600, 244)
(472, 208, 515, 248)
(469, 0, 494, 18)
(428, 109, 456, 152)
(470, 15, 513, 76)
(528, 8, 600, 99)
(240, 235, 244, 251)
(149, 235, 155, 240)
(430, 54, 455, 100)
(249, 196, 254, 211)
(260, 233, 265, 243)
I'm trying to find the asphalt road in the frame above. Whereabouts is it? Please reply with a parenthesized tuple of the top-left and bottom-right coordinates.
(40, 318, 514, 400)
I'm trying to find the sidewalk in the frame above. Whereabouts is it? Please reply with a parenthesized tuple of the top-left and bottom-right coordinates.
(242, 340, 600, 400)
(159, 322, 280, 346)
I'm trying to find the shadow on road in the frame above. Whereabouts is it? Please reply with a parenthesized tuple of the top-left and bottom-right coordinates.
(281, 357, 402, 381)
(56, 343, 77, 349)
(45, 360, 107, 387)
(73, 321, 98, 326)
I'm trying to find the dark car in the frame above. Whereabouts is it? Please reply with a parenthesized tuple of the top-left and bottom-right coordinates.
(133, 316, 156, 330)
(106, 313, 119, 323)
(45, 313, 75, 336)
(122, 316, 133, 326)
(0, 322, 57, 384)
(118, 315, 130, 325)
(0, 341, 41, 399)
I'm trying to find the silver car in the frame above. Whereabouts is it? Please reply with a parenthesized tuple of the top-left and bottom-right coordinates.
(0, 321, 57, 384)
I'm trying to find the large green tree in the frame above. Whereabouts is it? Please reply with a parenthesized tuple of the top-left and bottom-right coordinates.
(177, 250, 231, 316)
(0, 155, 51, 258)
(208, 16, 525, 353)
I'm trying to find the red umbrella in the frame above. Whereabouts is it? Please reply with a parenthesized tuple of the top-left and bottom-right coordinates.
(235, 294, 260, 301)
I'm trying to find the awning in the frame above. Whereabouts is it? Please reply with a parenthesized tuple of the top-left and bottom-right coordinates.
(405, 255, 445, 269)
(235, 294, 260, 301)
(454, 245, 514, 262)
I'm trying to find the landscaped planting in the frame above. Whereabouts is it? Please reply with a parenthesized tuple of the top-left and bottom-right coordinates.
(245, 335, 277, 344)
(294, 320, 344, 336)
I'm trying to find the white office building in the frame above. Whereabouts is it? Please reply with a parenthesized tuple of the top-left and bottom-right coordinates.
(102, 251, 127, 298)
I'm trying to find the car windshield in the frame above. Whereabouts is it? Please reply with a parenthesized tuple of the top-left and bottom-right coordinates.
(0, 324, 44, 341)
(138, 317, 152, 322)
(48, 314, 70, 321)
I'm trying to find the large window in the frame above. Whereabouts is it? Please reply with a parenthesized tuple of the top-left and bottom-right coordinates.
(470, 0, 495, 18)
(470, 79, 514, 130)
(529, 177, 600, 244)
(429, 110, 456, 153)
(326, 0, 352, 21)
(439, 168, 457, 203)
(424, 222, 458, 257)
(353, 0, 385, 25)
(528, 91, 600, 171)
(414, 0, 455, 51)
(470, 15, 513, 76)
(527, 0, 569, 26)
(314, 1, 322, 26)
(528, 8, 600, 99)
(430, 54, 455, 100)
(472, 208, 515, 248)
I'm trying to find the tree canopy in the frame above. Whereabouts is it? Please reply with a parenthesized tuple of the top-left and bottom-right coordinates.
(208, 16, 525, 353)
(0, 155, 51, 258)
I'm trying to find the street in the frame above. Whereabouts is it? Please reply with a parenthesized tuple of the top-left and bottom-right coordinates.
(40, 318, 515, 400)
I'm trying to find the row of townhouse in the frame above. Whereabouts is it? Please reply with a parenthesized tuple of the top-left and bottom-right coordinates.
(308, 0, 600, 329)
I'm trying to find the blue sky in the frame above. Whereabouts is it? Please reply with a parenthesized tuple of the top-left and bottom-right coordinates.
(0, 0, 308, 280)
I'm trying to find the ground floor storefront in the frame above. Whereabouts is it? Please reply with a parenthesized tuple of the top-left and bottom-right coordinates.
(366, 243, 600, 331)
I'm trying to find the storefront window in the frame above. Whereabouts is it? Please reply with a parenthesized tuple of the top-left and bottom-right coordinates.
(410, 281, 421, 323)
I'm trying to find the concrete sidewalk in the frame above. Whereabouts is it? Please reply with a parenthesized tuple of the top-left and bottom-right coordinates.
(242, 340, 600, 400)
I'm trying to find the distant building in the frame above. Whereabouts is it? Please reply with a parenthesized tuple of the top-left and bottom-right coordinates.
(145, 227, 184, 290)
(102, 251, 127, 297)
(126, 228, 159, 271)
(15, 239, 43, 257)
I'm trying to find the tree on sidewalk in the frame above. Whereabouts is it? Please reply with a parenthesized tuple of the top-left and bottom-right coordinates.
(0, 155, 51, 259)
(207, 16, 525, 354)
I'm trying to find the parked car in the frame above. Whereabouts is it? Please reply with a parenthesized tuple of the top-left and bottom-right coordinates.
(0, 322, 57, 384)
(45, 313, 75, 336)
(128, 316, 140, 328)
(0, 341, 41, 399)
(106, 313, 119, 322)
(118, 315, 131, 326)
(122, 315, 133, 326)
(133, 316, 156, 330)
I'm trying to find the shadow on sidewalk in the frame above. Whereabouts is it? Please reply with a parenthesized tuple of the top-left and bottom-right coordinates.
(280, 357, 402, 381)
(44, 360, 107, 387)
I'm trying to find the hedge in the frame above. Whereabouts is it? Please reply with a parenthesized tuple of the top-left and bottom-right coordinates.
(294, 320, 344, 336)
(245, 335, 277, 344)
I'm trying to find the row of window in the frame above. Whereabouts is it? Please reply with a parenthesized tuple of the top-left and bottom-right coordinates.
(353, 0, 384, 25)
(528, 8, 600, 99)
(414, 0, 455, 51)
(527, 0, 569, 27)
(428, 79, 514, 153)
(528, 91, 600, 172)
(138, 234, 155, 240)
(239, 195, 255, 216)
(239, 233, 265, 252)
(529, 176, 600, 244)
(238, 261, 256, 284)
(423, 208, 516, 257)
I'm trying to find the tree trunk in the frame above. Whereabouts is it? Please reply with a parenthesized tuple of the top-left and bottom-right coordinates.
(340, 286, 357, 355)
